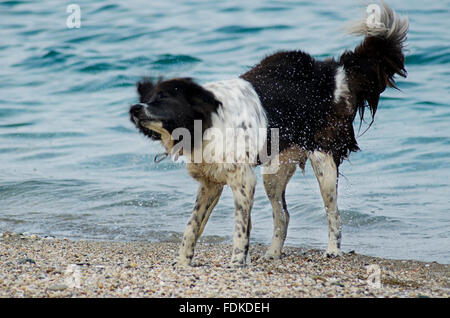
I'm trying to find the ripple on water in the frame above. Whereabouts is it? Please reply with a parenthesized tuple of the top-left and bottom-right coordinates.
(152, 54, 201, 65)
(406, 46, 450, 65)
(215, 24, 292, 34)
(13, 49, 76, 69)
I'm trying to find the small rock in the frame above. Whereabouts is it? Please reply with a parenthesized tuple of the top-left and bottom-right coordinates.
(45, 267, 55, 273)
(47, 284, 68, 291)
(18, 258, 36, 265)
(330, 280, 345, 288)
(312, 275, 327, 282)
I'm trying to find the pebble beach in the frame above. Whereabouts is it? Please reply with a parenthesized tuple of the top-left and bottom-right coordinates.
(0, 232, 448, 298)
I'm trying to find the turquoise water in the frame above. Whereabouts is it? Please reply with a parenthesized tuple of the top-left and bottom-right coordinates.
(0, 0, 449, 263)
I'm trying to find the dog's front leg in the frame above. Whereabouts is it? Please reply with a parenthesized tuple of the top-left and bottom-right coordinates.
(228, 165, 256, 267)
(177, 181, 223, 266)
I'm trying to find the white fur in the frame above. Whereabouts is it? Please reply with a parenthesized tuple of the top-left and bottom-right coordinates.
(179, 78, 264, 267)
(347, 1, 409, 41)
(308, 150, 342, 257)
(333, 66, 349, 104)
(203, 79, 268, 164)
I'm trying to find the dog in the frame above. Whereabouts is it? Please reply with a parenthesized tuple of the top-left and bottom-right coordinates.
(129, 2, 408, 266)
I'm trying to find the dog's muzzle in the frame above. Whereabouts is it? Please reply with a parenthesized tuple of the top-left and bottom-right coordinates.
(129, 103, 149, 125)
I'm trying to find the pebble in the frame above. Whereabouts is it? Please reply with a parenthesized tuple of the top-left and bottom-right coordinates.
(47, 284, 68, 292)
(18, 258, 36, 265)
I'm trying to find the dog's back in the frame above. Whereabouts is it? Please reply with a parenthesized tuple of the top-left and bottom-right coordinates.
(241, 2, 409, 165)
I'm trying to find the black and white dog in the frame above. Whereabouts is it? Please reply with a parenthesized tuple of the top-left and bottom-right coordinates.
(130, 2, 408, 266)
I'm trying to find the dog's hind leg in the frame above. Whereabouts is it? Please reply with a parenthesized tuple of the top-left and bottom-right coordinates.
(309, 151, 342, 258)
(228, 165, 256, 267)
(177, 181, 223, 266)
(262, 163, 296, 260)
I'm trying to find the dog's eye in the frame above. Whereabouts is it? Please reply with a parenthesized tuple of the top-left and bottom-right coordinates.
(157, 92, 167, 100)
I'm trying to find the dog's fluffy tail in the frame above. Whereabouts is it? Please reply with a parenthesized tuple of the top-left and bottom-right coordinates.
(347, 1, 409, 42)
(340, 1, 408, 125)
(347, 1, 409, 85)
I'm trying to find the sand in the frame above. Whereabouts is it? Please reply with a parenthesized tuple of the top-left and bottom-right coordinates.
(0, 231, 448, 298)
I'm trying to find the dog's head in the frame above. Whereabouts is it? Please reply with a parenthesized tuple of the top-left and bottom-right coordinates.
(129, 77, 221, 152)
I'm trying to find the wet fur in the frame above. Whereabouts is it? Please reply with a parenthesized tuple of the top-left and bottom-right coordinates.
(129, 2, 408, 264)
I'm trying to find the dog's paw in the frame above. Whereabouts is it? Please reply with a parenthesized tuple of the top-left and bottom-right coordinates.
(172, 257, 192, 268)
(264, 249, 282, 261)
(227, 261, 247, 269)
(322, 249, 343, 259)
(229, 255, 248, 268)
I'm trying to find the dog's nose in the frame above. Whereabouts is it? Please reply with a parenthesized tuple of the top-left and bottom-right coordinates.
(129, 104, 147, 125)
(130, 104, 144, 117)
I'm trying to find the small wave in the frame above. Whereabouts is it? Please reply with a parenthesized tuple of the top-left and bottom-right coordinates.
(19, 28, 46, 36)
(382, 160, 450, 173)
(0, 0, 26, 7)
(401, 136, 449, 146)
(0, 179, 92, 197)
(18, 152, 66, 161)
(89, 4, 121, 14)
(65, 34, 103, 44)
(413, 100, 447, 108)
(341, 209, 400, 228)
(354, 149, 414, 165)
(152, 54, 201, 65)
(119, 56, 153, 66)
(78, 62, 127, 73)
(14, 49, 75, 70)
(56, 74, 137, 94)
(215, 24, 291, 34)
(254, 6, 290, 12)
(219, 7, 243, 13)
(90, 198, 164, 210)
(0, 107, 30, 117)
(1, 131, 86, 139)
(406, 47, 450, 65)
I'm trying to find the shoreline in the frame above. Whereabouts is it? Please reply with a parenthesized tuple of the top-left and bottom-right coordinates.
(0, 232, 448, 298)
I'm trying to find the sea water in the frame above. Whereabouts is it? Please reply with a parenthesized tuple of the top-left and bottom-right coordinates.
(0, 0, 449, 263)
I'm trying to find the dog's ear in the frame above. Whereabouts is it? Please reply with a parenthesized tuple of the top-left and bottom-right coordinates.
(183, 79, 221, 115)
(137, 78, 156, 103)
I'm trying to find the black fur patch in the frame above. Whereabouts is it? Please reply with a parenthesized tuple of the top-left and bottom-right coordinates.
(340, 34, 407, 129)
(241, 51, 352, 164)
(242, 28, 407, 165)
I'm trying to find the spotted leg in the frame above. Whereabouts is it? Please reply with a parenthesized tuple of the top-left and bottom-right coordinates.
(309, 151, 342, 257)
(228, 165, 256, 267)
(263, 162, 297, 260)
(177, 181, 223, 266)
